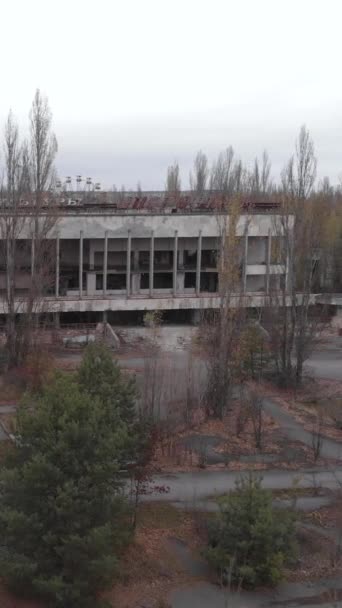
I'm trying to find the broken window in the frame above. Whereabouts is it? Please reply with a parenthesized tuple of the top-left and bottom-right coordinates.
(96, 274, 103, 290)
(200, 272, 218, 292)
(154, 251, 173, 270)
(184, 272, 196, 288)
(201, 249, 218, 269)
(138, 251, 150, 269)
(184, 249, 197, 269)
(140, 273, 149, 289)
(107, 274, 126, 290)
(153, 273, 172, 289)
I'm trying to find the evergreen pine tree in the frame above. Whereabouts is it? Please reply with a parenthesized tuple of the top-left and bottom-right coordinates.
(206, 474, 297, 588)
(78, 342, 137, 426)
(0, 372, 131, 607)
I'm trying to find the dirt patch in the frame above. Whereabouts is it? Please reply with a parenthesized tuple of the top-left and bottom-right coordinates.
(151, 405, 332, 473)
(287, 524, 342, 582)
(257, 379, 342, 442)
(0, 586, 43, 608)
(0, 413, 16, 435)
(105, 503, 206, 608)
(303, 494, 342, 532)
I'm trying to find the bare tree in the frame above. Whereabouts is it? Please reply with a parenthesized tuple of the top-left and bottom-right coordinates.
(0, 113, 26, 366)
(190, 150, 208, 193)
(166, 162, 181, 193)
(265, 194, 327, 387)
(281, 156, 296, 198)
(281, 125, 317, 199)
(0, 90, 59, 367)
(296, 125, 317, 200)
(210, 146, 235, 192)
(30, 89, 58, 200)
(260, 150, 272, 195)
(311, 407, 324, 462)
(248, 391, 264, 450)
(202, 199, 247, 418)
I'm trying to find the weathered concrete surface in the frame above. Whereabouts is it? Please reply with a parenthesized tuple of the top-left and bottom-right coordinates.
(116, 325, 198, 351)
(262, 398, 342, 460)
(51, 213, 282, 239)
(0, 293, 279, 314)
(145, 468, 342, 504)
(63, 334, 96, 347)
(305, 336, 342, 381)
(170, 495, 333, 514)
(166, 537, 210, 578)
(169, 577, 342, 608)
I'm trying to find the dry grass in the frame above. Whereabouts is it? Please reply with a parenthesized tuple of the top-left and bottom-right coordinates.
(105, 503, 202, 608)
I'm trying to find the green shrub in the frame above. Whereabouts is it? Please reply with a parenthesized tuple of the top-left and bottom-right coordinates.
(0, 367, 135, 607)
(206, 474, 297, 589)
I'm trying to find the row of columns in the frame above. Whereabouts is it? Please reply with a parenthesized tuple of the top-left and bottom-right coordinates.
(72, 229, 204, 299)
(54, 228, 275, 299)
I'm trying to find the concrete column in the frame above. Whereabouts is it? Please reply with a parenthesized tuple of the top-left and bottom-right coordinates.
(126, 231, 131, 297)
(149, 230, 154, 297)
(266, 229, 271, 294)
(177, 249, 185, 293)
(243, 225, 249, 294)
(285, 231, 293, 292)
(55, 235, 60, 297)
(31, 237, 35, 276)
(103, 231, 108, 295)
(285, 251, 290, 292)
(86, 272, 96, 295)
(79, 230, 83, 298)
(173, 230, 178, 297)
(89, 241, 95, 270)
(133, 249, 139, 271)
(192, 309, 201, 325)
(196, 230, 202, 296)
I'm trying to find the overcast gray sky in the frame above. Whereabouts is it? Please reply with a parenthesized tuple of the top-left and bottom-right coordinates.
(1, 0, 342, 189)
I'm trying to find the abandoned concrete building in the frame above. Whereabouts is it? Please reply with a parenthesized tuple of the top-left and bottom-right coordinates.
(0, 195, 289, 325)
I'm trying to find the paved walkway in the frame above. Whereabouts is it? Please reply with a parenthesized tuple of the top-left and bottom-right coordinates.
(170, 577, 342, 608)
(146, 467, 342, 504)
(262, 397, 342, 460)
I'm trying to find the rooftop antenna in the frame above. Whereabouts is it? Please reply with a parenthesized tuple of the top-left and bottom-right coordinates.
(65, 176, 72, 192)
(86, 177, 92, 193)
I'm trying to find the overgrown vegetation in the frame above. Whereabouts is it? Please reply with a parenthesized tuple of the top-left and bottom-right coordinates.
(0, 343, 150, 608)
(206, 475, 297, 588)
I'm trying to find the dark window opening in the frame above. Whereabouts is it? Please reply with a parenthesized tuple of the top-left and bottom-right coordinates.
(94, 251, 131, 271)
(107, 274, 126, 290)
(184, 249, 197, 269)
(96, 274, 103, 290)
(154, 251, 173, 270)
(60, 272, 79, 292)
(200, 272, 218, 293)
(184, 272, 196, 288)
(153, 273, 172, 289)
(201, 250, 217, 269)
(138, 251, 150, 269)
(140, 273, 149, 289)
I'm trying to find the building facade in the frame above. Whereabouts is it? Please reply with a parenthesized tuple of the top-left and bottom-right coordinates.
(0, 196, 289, 323)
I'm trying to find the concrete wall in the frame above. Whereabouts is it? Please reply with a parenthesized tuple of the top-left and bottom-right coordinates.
(247, 237, 267, 264)
(246, 275, 266, 292)
(11, 213, 290, 239)
(0, 211, 293, 315)
(116, 325, 198, 351)
(0, 293, 276, 315)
